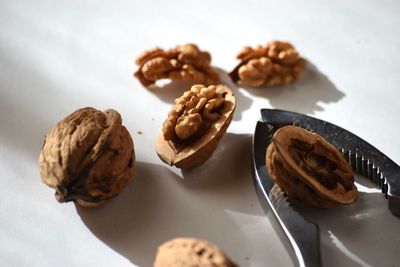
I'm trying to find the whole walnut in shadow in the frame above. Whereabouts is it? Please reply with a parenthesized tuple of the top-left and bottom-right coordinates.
(39, 107, 135, 208)
(154, 238, 237, 267)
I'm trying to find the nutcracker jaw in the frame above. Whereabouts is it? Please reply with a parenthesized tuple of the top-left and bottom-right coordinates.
(252, 108, 400, 267)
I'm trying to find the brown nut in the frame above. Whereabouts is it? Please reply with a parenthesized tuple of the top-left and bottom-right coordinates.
(229, 41, 306, 87)
(156, 84, 235, 169)
(38, 107, 135, 208)
(266, 125, 358, 208)
(134, 44, 219, 87)
(153, 238, 237, 267)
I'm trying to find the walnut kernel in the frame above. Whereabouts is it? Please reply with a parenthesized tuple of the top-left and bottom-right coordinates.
(134, 44, 219, 87)
(162, 85, 225, 141)
(229, 41, 306, 87)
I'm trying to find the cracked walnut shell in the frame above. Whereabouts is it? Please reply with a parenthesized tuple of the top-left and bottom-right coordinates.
(154, 238, 237, 267)
(229, 41, 306, 87)
(134, 44, 220, 87)
(266, 125, 358, 208)
(156, 84, 235, 169)
(39, 107, 135, 208)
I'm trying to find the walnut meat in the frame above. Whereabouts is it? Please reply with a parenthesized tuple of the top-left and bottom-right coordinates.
(229, 41, 306, 87)
(39, 107, 135, 208)
(154, 238, 237, 267)
(156, 84, 235, 169)
(266, 125, 358, 208)
(134, 44, 220, 87)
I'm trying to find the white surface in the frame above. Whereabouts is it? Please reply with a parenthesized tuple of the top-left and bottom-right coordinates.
(1, 0, 400, 266)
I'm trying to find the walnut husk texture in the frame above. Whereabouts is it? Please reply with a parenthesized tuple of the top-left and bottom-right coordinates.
(229, 41, 306, 87)
(39, 107, 135, 207)
(134, 44, 220, 87)
(266, 125, 358, 208)
(153, 238, 237, 267)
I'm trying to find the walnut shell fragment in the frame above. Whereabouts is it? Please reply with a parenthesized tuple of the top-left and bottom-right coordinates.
(156, 84, 235, 169)
(266, 125, 358, 208)
(154, 238, 237, 267)
(134, 44, 220, 87)
(39, 107, 135, 207)
(229, 41, 306, 87)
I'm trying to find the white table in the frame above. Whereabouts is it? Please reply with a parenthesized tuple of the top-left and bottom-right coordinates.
(1, 1, 399, 266)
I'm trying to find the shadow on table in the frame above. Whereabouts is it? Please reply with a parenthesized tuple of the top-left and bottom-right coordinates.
(141, 80, 197, 104)
(294, 176, 400, 267)
(146, 61, 347, 122)
(215, 68, 252, 122)
(0, 50, 77, 161)
(77, 133, 268, 267)
(179, 132, 253, 192)
(240, 62, 345, 115)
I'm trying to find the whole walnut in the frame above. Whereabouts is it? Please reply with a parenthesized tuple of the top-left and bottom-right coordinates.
(39, 107, 135, 208)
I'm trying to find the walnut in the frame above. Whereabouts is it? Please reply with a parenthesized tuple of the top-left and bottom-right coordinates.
(266, 125, 358, 208)
(229, 41, 306, 87)
(38, 107, 135, 208)
(175, 113, 203, 139)
(134, 44, 220, 87)
(156, 84, 235, 169)
(153, 238, 237, 267)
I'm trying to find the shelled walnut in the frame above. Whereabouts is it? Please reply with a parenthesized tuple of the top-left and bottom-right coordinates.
(134, 44, 220, 87)
(156, 84, 235, 168)
(154, 238, 237, 267)
(229, 41, 306, 87)
(39, 107, 135, 208)
(266, 125, 358, 208)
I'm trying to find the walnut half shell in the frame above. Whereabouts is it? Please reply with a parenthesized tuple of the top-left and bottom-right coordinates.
(266, 125, 358, 208)
(156, 84, 235, 168)
(39, 107, 135, 207)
